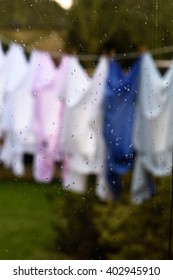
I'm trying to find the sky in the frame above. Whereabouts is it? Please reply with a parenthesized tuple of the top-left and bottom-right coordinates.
(54, 0, 73, 9)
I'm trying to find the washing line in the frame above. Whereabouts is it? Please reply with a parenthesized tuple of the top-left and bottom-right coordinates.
(1, 34, 173, 64)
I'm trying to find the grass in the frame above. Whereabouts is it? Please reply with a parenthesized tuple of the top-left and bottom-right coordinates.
(0, 175, 64, 260)
(0, 163, 172, 260)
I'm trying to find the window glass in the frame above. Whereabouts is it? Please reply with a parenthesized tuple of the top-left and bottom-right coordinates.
(0, 0, 172, 261)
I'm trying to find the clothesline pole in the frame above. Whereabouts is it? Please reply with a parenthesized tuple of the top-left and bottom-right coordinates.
(169, 151, 173, 259)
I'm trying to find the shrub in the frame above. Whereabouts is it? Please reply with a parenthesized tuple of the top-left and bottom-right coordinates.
(52, 175, 172, 259)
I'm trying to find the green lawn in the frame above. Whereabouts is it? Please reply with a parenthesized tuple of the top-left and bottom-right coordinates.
(0, 178, 64, 260)
(0, 166, 172, 260)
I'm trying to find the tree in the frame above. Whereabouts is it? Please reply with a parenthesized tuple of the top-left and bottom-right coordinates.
(0, 0, 67, 29)
(0, 0, 68, 52)
(66, 0, 173, 57)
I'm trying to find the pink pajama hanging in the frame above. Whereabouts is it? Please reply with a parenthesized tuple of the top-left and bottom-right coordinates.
(32, 53, 68, 183)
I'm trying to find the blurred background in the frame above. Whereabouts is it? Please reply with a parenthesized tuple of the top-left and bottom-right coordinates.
(1, 0, 173, 55)
(0, 0, 172, 260)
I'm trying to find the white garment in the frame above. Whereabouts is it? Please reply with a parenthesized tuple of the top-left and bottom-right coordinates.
(62, 56, 112, 200)
(0, 42, 6, 137)
(62, 56, 108, 172)
(63, 166, 87, 194)
(62, 165, 111, 201)
(133, 52, 173, 175)
(0, 44, 36, 175)
(131, 155, 155, 204)
(61, 56, 92, 160)
(131, 52, 173, 203)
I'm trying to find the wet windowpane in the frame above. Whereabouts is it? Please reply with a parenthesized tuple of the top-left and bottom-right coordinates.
(0, 0, 172, 261)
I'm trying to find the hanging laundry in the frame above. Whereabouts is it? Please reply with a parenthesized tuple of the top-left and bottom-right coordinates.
(32, 52, 68, 183)
(86, 56, 113, 200)
(0, 43, 35, 176)
(0, 41, 6, 138)
(103, 57, 141, 198)
(61, 56, 112, 200)
(131, 52, 173, 204)
(60, 56, 92, 158)
(131, 156, 156, 204)
(60, 55, 92, 193)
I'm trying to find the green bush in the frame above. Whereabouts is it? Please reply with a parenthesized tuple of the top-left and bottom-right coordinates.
(52, 175, 172, 260)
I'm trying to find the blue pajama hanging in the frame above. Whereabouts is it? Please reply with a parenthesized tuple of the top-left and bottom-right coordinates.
(103, 57, 141, 197)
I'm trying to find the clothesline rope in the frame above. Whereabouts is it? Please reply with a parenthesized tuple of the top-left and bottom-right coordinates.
(1, 34, 173, 62)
